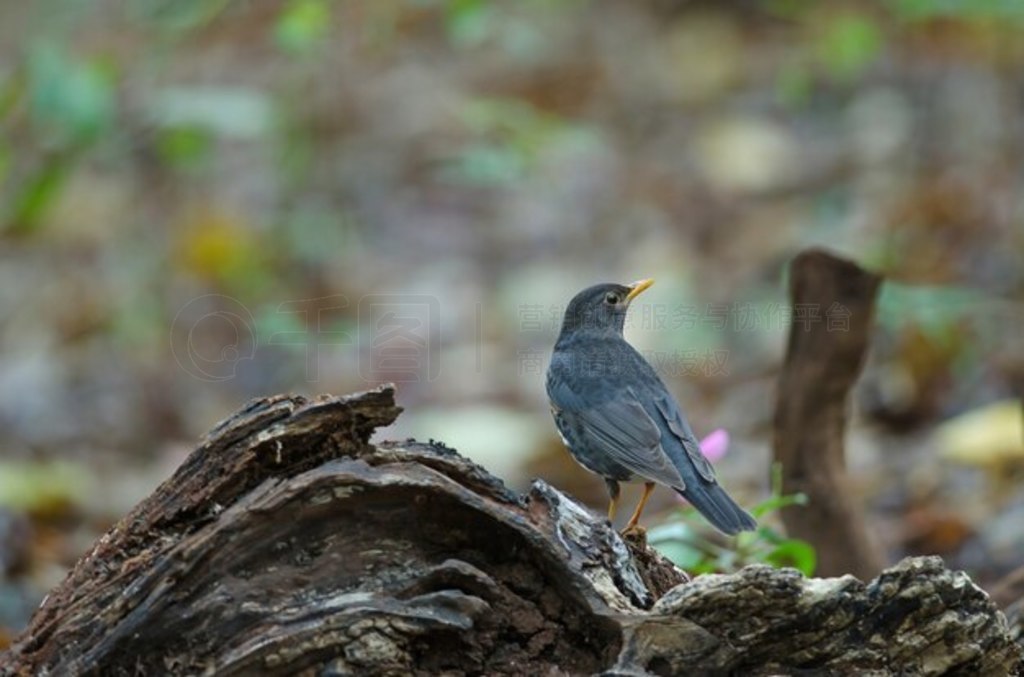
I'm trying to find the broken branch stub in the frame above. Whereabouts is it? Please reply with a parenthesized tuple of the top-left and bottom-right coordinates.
(2, 386, 1020, 675)
(773, 248, 888, 580)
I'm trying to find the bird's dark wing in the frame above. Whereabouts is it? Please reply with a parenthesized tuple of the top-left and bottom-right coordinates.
(653, 396, 716, 483)
(651, 393, 757, 535)
(548, 378, 685, 489)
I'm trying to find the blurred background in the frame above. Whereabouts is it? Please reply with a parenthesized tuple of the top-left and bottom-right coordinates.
(1, 0, 1023, 645)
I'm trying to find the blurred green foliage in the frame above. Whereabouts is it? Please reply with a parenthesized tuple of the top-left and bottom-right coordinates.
(0, 0, 1015, 420)
(129, 0, 233, 34)
(0, 0, 1016, 415)
(446, 0, 491, 48)
(649, 464, 816, 576)
(815, 13, 883, 82)
(0, 0, 1021, 649)
(445, 98, 596, 185)
(877, 283, 979, 345)
(274, 0, 331, 56)
(2, 41, 117, 234)
(156, 126, 213, 173)
(890, 0, 1024, 19)
(28, 42, 115, 145)
(0, 461, 92, 517)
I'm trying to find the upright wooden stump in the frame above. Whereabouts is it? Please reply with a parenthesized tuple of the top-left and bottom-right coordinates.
(773, 248, 887, 580)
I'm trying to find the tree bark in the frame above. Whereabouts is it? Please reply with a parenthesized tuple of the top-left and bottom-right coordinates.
(773, 248, 888, 580)
(993, 564, 1024, 643)
(2, 386, 1020, 676)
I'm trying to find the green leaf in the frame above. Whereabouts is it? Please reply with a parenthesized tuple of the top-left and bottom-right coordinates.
(764, 539, 817, 576)
(750, 461, 808, 518)
(750, 491, 808, 519)
(753, 525, 789, 545)
(690, 561, 721, 575)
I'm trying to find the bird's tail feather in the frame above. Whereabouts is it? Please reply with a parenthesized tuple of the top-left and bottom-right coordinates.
(676, 483, 757, 536)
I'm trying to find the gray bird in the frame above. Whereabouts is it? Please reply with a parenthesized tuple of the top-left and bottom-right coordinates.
(546, 279, 757, 535)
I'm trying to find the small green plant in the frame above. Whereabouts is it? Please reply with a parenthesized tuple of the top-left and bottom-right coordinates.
(648, 463, 816, 576)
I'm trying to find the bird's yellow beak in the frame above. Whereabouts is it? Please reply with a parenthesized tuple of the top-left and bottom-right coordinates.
(625, 278, 654, 303)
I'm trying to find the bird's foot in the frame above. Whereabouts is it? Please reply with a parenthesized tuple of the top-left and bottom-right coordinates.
(619, 523, 647, 545)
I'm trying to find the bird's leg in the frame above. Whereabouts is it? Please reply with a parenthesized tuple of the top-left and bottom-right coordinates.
(623, 482, 656, 533)
(605, 479, 621, 524)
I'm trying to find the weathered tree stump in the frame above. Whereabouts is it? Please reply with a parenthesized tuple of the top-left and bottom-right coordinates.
(2, 386, 1021, 675)
(773, 248, 888, 580)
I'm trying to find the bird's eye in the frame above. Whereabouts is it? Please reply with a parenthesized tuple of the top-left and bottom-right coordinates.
(604, 292, 620, 305)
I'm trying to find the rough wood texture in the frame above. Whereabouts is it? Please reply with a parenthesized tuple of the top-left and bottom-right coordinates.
(3, 386, 1021, 675)
(993, 564, 1024, 643)
(773, 248, 888, 580)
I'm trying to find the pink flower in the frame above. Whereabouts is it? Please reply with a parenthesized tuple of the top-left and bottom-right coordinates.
(698, 428, 730, 463)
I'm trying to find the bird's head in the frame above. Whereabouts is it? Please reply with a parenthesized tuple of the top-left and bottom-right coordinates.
(557, 279, 654, 341)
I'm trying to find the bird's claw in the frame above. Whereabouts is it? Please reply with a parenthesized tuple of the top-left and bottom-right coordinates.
(619, 523, 647, 542)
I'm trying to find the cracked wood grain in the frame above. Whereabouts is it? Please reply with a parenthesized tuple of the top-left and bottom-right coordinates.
(2, 386, 1020, 676)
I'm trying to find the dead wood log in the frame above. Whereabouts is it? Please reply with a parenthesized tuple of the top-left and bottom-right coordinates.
(993, 564, 1024, 643)
(773, 248, 888, 580)
(2, 386, 1021, 676)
